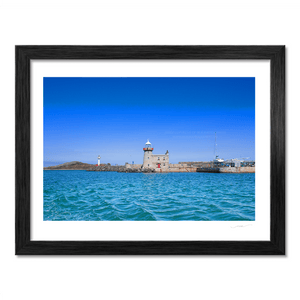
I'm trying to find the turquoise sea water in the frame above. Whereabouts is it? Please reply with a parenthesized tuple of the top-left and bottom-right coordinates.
(43, 171, 255, 221)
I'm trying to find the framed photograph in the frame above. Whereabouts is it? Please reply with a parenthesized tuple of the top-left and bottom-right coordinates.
(15, 46, 285, 255)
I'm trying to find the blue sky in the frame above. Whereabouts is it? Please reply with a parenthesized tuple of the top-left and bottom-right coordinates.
(44, 77, 255, 165)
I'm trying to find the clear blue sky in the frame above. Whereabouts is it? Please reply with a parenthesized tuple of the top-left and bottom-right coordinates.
(44, 77, 255, 166)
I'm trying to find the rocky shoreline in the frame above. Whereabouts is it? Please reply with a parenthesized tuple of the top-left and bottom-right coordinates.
(44, 161, 95, 170)
(44, 161, 254, 173)
(44, 161, 155, 173)
(87, 165, 155, 173)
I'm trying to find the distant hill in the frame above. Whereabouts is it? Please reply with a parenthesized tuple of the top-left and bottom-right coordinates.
(44, 161, 96, 170)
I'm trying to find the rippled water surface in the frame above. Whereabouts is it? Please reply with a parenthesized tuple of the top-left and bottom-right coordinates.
(44, 171, 255, 221)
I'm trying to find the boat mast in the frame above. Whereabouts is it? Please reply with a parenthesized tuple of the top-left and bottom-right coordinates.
(214, 132, 217, 159)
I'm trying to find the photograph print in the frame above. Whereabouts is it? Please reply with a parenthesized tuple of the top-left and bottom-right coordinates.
(43, 77, 255, 221)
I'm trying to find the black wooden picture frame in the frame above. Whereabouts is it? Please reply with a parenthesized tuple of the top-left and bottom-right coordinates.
(15, 46, 285, 255)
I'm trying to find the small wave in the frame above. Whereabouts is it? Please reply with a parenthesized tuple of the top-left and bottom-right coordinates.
(43, 171, 255, 221)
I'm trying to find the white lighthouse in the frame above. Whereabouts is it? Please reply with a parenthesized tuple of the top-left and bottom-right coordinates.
(98, 155, 101, 166)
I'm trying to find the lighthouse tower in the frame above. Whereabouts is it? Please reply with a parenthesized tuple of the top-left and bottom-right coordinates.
(98, 155, 101, 166)
(143, 139, 154, 168)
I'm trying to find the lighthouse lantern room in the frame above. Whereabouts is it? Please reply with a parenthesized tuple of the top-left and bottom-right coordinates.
(143, 139, 153, 151)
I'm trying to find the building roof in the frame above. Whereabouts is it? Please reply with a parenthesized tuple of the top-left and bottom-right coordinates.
(145, 139, 151, 145)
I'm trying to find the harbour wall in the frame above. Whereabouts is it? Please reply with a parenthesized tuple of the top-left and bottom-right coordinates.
(45, 162, 255, 173)
(169, 164, 197, 172)
(197, 167, 255, 173)
(126, 163, 197, 173)
(125, 164, 143, 169)
(123, 163, 255, 173)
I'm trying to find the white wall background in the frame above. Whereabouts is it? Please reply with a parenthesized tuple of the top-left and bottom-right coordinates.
(0, 1, 298, 299)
